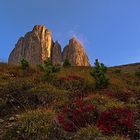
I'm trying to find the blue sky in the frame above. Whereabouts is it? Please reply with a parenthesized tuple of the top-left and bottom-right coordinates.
(0, 0, 140, 66)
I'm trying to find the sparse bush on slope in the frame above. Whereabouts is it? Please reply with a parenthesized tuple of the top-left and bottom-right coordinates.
(20, 58, 29, 70)
(41, 59, 61, 80)
(90, 59, 109, 89)
(63, 59, 71, 67)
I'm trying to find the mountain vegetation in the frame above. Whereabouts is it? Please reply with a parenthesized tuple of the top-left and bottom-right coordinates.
(0, 60, 140, 140)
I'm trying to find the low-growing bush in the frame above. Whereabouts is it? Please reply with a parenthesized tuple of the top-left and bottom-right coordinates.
(63, 59, 71, 67)
(97, 108, 134, 135)
(44, 59, 52, 67)
(90, 59, 109, 89)
(20, 58, 29, 70)
(56, 99, 98, 132)
(42, 59, 61, 80)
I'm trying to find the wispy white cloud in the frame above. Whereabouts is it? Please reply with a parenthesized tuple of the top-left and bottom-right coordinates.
(67, 25, 89, 47)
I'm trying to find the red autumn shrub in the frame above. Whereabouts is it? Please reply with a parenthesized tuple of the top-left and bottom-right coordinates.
(97, 108, 134, 135)
(57, 99, 98, 132)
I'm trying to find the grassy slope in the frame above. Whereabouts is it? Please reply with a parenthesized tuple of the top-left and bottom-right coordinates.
(0, 63, 140, 140)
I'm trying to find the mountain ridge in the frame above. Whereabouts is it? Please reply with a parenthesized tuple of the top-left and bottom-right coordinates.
(8, 25, 90, 66)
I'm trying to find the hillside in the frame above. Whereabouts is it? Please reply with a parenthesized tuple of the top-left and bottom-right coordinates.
(0, 62, 140, 140)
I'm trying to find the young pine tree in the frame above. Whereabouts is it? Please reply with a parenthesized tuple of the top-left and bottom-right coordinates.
(90, 59, 109, 89)
(63, 59, 71, 67)
(20, 58, 29, 70)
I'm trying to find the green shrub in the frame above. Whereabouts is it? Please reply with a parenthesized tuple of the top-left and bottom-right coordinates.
(44, 58, 52, 67)
(20, 58, 29, 70)
(90, 59, 109, 89)
(42, 59, 61, 80)
(63, 59, 71, 67)
(36, 64, 44, 71)
(43, 66, 60, 81)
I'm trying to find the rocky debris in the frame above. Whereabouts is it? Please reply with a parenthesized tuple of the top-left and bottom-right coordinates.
(8, 25, 90, 66)
(62, 37, 90, 66)
(51, 41, 62, 65)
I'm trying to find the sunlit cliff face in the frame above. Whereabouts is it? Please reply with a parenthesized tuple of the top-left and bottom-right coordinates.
(47, 35, 52, 58)
(8, 25, 90, 66)
(8, 25, 53, 65)
(40, 26, 52, 61)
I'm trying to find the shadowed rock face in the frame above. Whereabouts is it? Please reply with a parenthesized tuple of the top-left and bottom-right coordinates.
(8, 25, 90, 66)
(51, 41, 62, 65)
(62, 37, 90, 66)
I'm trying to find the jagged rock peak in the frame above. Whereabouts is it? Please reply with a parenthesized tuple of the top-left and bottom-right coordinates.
(62, 37, 90, 66)
(33, 25, 47, 30)
(32, 25, 51, 33)
(8, 25, 90, 66)
(8, 25, 53, 65)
